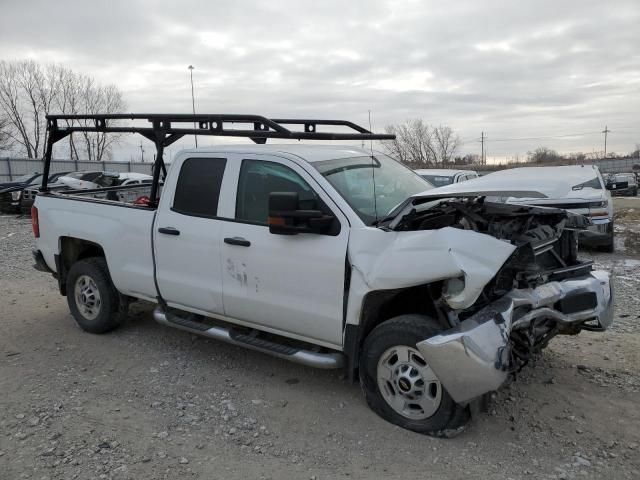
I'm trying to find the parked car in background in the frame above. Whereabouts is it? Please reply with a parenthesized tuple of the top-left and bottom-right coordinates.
(414, 169, 478, 187)
(0, 172, 70, 213)
(0, 172, 41, 191)
(20, 171, 104, 213)
(20, 171, 152, 213)
(427, 165, 615, 252)
(605, 173, 638, 196)
(103, 173, 153, 203)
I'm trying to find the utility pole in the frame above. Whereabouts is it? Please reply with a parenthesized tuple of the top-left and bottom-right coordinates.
(480, 131, 485, 165)
(139, 141, 144, 163)
(602, 125, 610, 158)
(188, 65, 198, 148)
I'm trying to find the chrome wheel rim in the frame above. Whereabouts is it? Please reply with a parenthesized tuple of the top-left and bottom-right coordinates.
(376, 345, 442, 420)
(74, 275, 101, 320)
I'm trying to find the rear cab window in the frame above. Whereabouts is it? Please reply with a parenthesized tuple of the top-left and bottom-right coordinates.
(172, 157, 227, 217)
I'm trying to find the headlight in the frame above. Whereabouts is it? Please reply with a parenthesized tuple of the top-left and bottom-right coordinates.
(11, 191, 21, 201)
(588, 200, 608, 208)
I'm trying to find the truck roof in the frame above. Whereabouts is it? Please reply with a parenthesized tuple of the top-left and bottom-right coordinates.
(177, 144, 376, 163)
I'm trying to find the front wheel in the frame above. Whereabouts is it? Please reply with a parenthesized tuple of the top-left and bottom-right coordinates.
(601, 222, 615, 253)
(359, 315, 469, 437)
(66, 257, 125, 333)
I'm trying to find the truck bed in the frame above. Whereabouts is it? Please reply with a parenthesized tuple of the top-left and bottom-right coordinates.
(36, 193, 158, 302)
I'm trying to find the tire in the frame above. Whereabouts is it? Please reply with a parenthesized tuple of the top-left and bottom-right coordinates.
(359, 315, 470, 437)
(66, 257, 125, 334)
(601, 222, 615, 253)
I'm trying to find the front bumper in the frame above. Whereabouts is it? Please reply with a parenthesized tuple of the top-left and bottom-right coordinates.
(417, 270, 613, 404)
(579, 218, 612, 246)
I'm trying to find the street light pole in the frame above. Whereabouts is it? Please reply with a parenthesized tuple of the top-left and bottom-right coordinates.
(188, 65, 198, 148)
(602, 125, 610, 159)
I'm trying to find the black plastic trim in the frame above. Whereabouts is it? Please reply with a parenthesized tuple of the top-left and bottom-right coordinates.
(54, 254, 67, 296)
(32, 249, 54, 274)
(343, 324, 360, 382)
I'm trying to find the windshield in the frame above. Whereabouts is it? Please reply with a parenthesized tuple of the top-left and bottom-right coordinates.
(313, 154, 433, 225)
(420, 174, 455, 187)
(27, 174, 43, 185)
(572, 177, 602, 190)
(12, 173, 37, 183)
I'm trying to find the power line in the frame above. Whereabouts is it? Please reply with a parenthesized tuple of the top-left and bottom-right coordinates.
(485, 131, 602, 142)
(459, 127, 637, 145)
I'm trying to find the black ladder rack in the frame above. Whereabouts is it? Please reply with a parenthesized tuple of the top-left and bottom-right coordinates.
(41, 113, 395, 206)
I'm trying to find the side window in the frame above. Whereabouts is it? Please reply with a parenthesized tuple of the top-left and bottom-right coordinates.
(236, 159, 317, 224)
(173, 157, 227, 217)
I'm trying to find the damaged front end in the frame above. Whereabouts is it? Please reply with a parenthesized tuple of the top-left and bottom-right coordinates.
(416, 271, 613, 403)
(385, 197, 613, 404)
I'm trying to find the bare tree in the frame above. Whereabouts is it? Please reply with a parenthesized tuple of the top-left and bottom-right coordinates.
(433, 125, 461, 164)
(0, 115, 12, 151)
(0, 60, 126, 160)
(0, 60, 64, 158)
(63, 76, 126, 161)
(382, 119, 438, 165)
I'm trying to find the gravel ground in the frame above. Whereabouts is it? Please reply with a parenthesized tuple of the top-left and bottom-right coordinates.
(1, 202, 639, 480)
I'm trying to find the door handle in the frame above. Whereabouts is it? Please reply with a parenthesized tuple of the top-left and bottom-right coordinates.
(158, 227, 180, 236)
(224, 237, 251, 247)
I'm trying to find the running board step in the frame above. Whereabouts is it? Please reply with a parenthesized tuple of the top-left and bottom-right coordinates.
(153, 307, 344, 369)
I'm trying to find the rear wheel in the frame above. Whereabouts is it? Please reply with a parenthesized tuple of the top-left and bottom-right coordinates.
(66, 257, 125, 333)
(359, 315, 469, 437)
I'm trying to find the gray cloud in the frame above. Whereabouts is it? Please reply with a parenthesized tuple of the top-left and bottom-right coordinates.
(1, 0, 639, 160)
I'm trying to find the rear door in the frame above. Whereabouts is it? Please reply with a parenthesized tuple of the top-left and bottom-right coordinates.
(220, 154, 350, 348)
(154, 156, 228, 315)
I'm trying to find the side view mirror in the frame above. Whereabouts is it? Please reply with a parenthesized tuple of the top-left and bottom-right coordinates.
(268, 192, 334, 235)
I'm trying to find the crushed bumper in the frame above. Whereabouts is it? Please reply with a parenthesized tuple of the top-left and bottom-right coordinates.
(416, 270, 613, 404)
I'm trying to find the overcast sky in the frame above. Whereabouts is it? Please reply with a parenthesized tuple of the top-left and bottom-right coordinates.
(1, 0, 639, 161)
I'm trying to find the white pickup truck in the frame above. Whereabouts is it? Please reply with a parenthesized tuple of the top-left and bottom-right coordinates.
(32, 114, 613, 437)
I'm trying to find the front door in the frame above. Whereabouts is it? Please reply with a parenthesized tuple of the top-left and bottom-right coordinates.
(221, 156, 349, 348)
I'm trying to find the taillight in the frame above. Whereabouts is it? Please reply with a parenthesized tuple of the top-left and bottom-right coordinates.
(31, 206, 40, 238)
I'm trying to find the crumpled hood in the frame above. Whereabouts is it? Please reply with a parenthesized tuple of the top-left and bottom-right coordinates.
(349, 227, 516, 309)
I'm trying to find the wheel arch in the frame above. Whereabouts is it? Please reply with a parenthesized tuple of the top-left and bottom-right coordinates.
(344, 281, 449, 382)
(56, 237, 106, 295)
